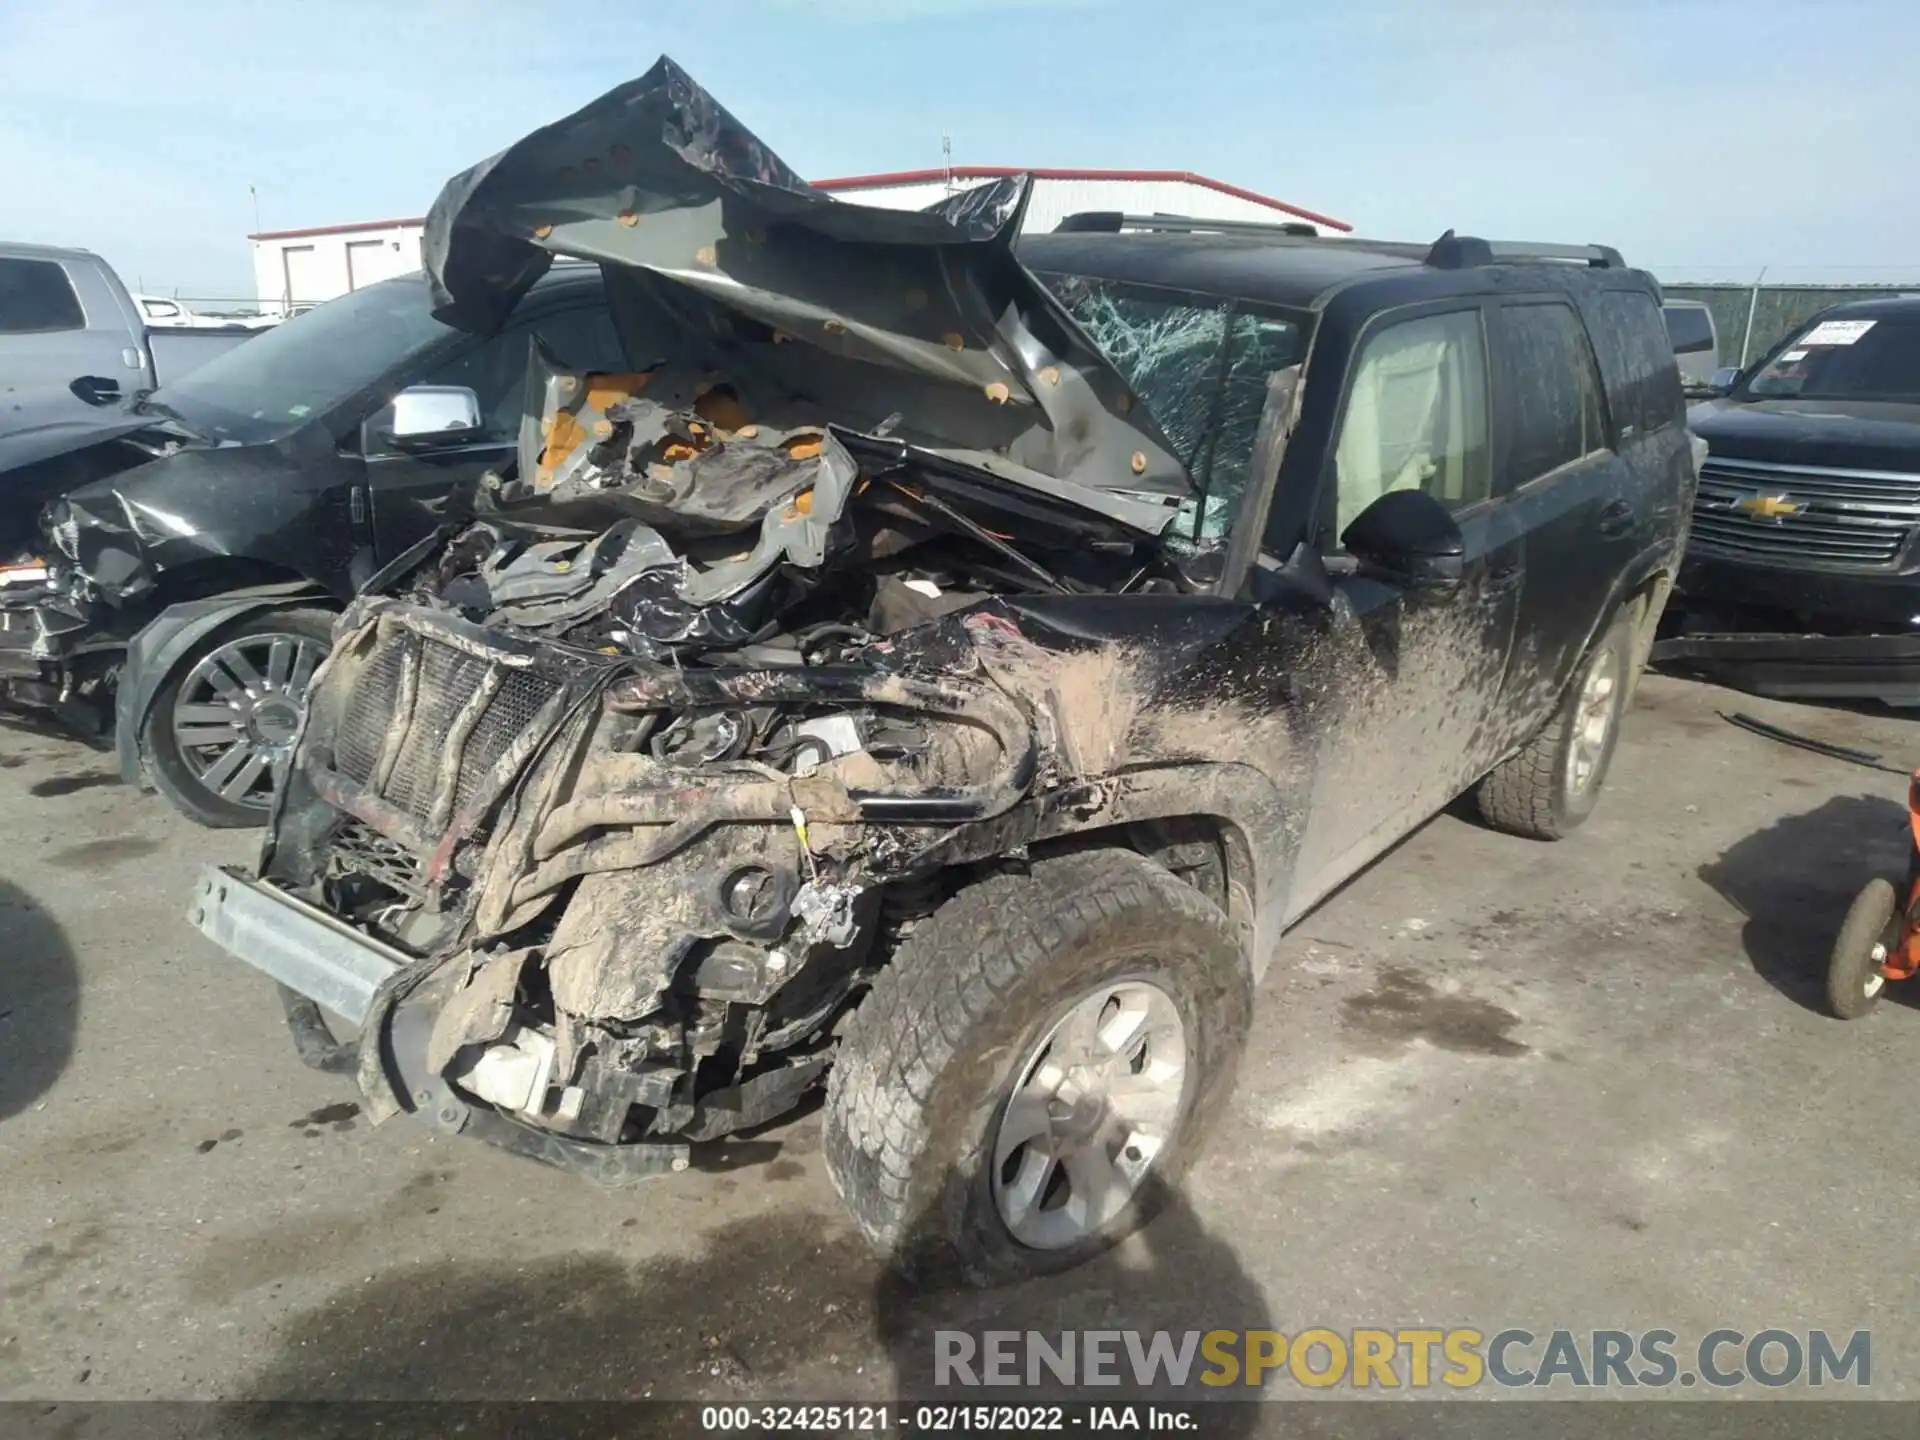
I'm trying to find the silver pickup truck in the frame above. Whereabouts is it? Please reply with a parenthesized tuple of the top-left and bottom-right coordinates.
(0, 240, 256, 430)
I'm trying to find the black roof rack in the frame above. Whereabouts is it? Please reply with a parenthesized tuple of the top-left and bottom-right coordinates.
(1424, 229, 1625, 270)
(1053, 211, 1322, 238)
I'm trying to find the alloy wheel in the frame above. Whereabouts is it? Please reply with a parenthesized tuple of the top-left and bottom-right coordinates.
(990, 980, 1189, 1251)
(1568, 647, 1620, 795)
(169, 631, 326, 811)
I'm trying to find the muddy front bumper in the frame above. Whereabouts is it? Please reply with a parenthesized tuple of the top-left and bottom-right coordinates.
(187, 864, 692, 1181)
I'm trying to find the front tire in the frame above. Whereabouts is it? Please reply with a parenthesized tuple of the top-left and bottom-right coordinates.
(823, 849, 1252, 1283)
(1828, 879, 1895, 1020)
(1476, 610, 1633, 840)
(141, 608, 334, 828)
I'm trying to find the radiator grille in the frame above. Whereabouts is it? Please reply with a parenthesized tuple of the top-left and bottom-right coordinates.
(1691, 457, 1920, 570)
(329, 627, 561, 828)
(330, 633, 406, 784)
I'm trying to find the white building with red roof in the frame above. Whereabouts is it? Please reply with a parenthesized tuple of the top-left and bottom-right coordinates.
(248, 168, 1350, 313)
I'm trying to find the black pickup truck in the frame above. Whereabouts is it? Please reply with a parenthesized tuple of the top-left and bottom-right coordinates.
(1656, 295, 1920, 704)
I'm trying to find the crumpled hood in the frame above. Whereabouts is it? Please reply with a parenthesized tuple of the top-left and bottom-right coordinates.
(421, 55, 1189, 527)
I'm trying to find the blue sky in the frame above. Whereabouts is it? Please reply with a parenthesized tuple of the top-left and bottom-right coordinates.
(1, 0, 1913, 297)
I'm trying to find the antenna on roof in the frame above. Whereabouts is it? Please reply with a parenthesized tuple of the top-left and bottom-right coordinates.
(941, 132, 953, 191)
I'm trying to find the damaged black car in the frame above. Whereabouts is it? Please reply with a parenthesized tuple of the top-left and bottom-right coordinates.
(0, 261, 630, 825)
(189, 58, 1698, 1279)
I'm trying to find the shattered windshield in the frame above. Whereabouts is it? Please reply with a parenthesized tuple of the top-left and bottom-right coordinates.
(153, 273, 459, 443)
(1039, 274, 1309, 548)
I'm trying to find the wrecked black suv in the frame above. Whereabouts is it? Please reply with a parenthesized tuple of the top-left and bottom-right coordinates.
(190, 59, 1696, 1279)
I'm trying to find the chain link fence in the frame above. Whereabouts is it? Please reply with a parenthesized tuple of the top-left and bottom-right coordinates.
(1661, 281, 1920, 368)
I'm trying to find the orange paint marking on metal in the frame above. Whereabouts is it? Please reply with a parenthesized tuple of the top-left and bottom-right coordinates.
(584, 372, 653, 413)
(537, 411, 588, 488)
(534, 372, 657, 489)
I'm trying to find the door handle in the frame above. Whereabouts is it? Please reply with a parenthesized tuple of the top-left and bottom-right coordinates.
(1597, 498, 1636, 538)
(69, 375, 121, 407)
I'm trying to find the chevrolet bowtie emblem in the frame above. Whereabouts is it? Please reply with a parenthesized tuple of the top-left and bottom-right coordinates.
(1734, 491, 1801, 521)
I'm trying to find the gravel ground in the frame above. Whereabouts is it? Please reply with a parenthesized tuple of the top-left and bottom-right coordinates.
(3, 674, 1917, 1417)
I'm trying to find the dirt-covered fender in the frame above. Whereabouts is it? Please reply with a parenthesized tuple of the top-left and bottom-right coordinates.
(114, 583, 331, 787)
(1030, 760, 1299, 980)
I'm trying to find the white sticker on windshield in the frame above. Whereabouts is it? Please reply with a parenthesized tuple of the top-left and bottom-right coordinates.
(1779, 349, 1808, 362)
(1799, 319, 1876, 347)
(287, 404, 313, 417)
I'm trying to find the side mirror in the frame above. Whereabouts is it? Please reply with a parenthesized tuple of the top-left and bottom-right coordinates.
(1708, 366, 1741, 397)
(1340, 488, 1465, 594)
(374, 385, 482, 451)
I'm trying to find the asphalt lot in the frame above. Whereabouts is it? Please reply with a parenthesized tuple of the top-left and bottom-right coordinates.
(4, 673, 1919, 1411)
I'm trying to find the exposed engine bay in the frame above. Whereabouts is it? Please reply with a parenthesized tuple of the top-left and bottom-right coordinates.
(263, 336, 1212, 1158)
(233, 52, 1270, 1167)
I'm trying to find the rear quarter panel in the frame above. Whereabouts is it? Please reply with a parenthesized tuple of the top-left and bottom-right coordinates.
(1581, 282, 1698, 642)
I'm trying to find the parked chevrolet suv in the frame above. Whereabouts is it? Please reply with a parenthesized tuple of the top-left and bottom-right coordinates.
(1656, 296, 1920, 704)
(190, 58, 1697, 1280)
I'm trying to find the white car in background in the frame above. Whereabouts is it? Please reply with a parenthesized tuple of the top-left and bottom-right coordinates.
(137, 294, 279, 330)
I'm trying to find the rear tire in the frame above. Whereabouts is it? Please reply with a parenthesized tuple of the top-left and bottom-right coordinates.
(1828, 879, 1895, 1021)
(141, 608, 334, 828)
(1476, 611, 1633, 840)
(823, 849, 1252, 1284)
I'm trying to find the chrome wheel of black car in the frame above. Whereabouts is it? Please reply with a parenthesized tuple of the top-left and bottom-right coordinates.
(142, 609, 336, 828)
(170, 632, 325, 806)
(1565, 644, 1622, 797)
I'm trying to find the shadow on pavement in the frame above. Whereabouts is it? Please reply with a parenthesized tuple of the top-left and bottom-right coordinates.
(0, 878, 79, 1121)
(226, 1173, 1267, 1436)
(0, 703, 113, 751)
(1699, 792, 1910, 1014)
(877, 1181, 1271, 1434)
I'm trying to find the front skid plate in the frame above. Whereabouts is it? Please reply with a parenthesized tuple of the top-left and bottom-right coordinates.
(188, 865, 406, 1026)
(191, 864, 693, 1182)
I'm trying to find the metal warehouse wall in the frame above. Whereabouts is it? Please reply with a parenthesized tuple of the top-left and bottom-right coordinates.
(249, 224, 426, 314)
(836, 177, 1334, 234)
(1664, 283, 1919, 367)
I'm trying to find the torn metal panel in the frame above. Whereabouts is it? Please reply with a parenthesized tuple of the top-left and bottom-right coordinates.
(474, 521, 678, 629)
(424, 947, 531, 1076)
(421, 54, 1192, 514)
